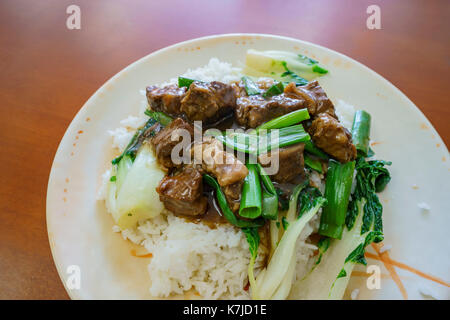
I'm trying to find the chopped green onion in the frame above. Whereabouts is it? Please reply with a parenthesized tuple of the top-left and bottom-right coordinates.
(351, 110, 371, 157)
(239, 164, 262, 219)
(109, 176, 116, 182)
(304, 154, 323, 173)
(256, 109, 310, 131)
(144, 109, 173, 126)
(263, 82, 284, 98)
(257, 164, 278, 220)
(203, 174, 264, 228)
(217, 124, 310, 155)
(319, 160, 356, 239)
(178, 76, 199, 88)
(241, 76, 261, 96)
(304, 140, 329, 160)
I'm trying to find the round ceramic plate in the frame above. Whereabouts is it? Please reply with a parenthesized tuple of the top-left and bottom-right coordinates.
(47, 34, 450, 300)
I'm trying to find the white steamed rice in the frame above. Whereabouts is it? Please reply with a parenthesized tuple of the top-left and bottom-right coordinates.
(98, 58, 355, 299)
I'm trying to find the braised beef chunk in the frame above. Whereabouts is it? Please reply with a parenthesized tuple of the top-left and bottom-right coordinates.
(258, 143, 305, 183)
(151, 118, 194, 169)
(193, 137, 248, 187)
(156, 166, 207, 216)
(235, 94, 306, 128)
(180, 81, 236, 123)
(222, 182, 243, 213)
(284, 81, 336, 118)
(192, 137, 248, 212)
(308, 113, 356, 163)
(146, 84, 187, 116)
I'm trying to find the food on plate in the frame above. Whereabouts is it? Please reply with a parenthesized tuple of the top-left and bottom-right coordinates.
(100, 50, 391, 299)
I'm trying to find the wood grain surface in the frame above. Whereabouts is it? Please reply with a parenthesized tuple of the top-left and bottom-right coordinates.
(0, 0, 448, 299)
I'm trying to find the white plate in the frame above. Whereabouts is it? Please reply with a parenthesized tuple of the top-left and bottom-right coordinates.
(47, 34, 450, 300)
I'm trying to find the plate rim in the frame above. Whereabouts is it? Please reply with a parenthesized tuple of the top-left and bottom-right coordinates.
(46, 33, 449, 299)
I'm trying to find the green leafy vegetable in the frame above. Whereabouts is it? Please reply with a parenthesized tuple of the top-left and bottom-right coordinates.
(304, 154, 323, 173)
(262, 82, 284, 98)
(244, 49, 329, 82)
(203, 174, 264, 228)
(281, 217, 289, 230)
(111, 117, 159, 165)
(254, 185, 326, 300)
(242, 227, 260, 295)
(291, 111, 392, 300)
(178, 76, 199, 88)
(336, 269, 347, 279)
(106, 144, 166, 230)
(241, 76, 261, 96)
(345, 157, 392, 233)
(315, 237, 330, 265)
(144, 109, 173, 126)
(304, 140, 329, 160)
(280, 61, 308, 86)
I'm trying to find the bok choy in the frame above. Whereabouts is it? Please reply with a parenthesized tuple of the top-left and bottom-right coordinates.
(106, 143, 165, 230)
(290, 110, 391, 300)
(244, 49, 329, 83)
(252, 184, 326, 300)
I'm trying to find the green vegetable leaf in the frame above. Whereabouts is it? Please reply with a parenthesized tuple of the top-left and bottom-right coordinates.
(297, 54, 318, 66)
(281, 217, 290, 230)
(337, 268, 347, 279)
(304, 153, 323, 173)
(241, 76, 261, 96)
(280, 61, 308, 86)
(242, 227, 260, 297)
(178, 76, 199, 88)
(315, 237, 330, 265)
(242, 227, 260, 259)
(112, 117, 159, 165)
(262, 81, 284, 98)
(144, 109, 173, 126)
(298, 187, 325, 218)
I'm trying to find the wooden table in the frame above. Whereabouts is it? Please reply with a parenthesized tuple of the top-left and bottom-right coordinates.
(0, 0, 448, 299)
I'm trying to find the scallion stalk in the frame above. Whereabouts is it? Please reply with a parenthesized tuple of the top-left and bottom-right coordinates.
(217, 124, 310, 155)
(304, 154, 323, 173)
(351, 110, 371, 157)
(239, 164, 262, 219)
(256, 109, 310, 131)
(203, 174, 264, 228)
(257, 164, 278, 220)
(304, 140, 329, 160)
(319, 160, 355, 239)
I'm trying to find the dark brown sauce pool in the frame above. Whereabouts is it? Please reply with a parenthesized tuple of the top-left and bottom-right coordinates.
(182, 184, 228, 228)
